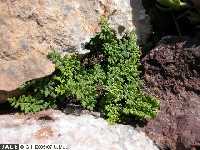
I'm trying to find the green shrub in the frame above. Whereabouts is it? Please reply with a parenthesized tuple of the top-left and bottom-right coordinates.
(8, 17, 159, 123)
(9, 95, 56, 113)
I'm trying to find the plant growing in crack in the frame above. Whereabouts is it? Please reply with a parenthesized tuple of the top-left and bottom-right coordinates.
(8, 17, 159, 123)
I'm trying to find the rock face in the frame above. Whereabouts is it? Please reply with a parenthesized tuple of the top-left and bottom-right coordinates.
(0, 0, 151, 102)
(0, 109, 158, 150)
(142, 36, 200, 150)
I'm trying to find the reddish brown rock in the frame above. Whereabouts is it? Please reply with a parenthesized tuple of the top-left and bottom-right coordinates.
(142, 36, 200, 150)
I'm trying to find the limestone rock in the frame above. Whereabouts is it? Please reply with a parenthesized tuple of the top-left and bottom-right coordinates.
(0, 0, 151, 101)
(0, 52, 55, 101)
(0, 52, 54, 91)
(0, 109, 158, 150)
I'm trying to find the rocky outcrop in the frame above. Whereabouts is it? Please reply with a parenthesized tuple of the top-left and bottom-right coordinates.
(142, 36, 200, 150)
(0, 0, 151, 102)
(0, 109, 158, 150)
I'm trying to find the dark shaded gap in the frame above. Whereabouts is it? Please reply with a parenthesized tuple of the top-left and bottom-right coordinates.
(139, 0, 200, 54)
(0, 101, 18, 115)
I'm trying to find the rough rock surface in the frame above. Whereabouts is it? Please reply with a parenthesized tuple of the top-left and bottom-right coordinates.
(142, 36, 200, 150)
(0, 109, 158, 150)
(0, 0, 151, 101)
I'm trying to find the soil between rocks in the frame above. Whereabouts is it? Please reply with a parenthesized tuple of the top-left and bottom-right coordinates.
(142, 36, 200, 150)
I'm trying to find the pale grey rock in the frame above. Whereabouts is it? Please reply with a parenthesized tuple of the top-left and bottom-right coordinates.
(0, 110, 158, 150)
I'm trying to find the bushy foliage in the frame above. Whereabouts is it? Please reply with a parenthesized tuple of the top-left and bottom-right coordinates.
(9, 95, 56, 113)
(8, 18, 159, 123)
